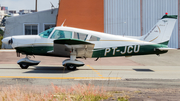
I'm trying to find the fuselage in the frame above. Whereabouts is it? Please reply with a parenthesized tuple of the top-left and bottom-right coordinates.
(2, 26, 168, 58)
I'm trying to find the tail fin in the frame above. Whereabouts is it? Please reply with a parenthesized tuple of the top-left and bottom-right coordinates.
(140, 14, 177, 45)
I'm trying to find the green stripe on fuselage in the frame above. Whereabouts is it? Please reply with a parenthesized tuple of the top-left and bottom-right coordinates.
(15, 44, 168, 58)
(15, 46, 53, 55)
(92, 44, 168, 58)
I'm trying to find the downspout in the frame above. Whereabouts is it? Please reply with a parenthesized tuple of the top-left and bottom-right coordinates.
(140, 0, 143, 36)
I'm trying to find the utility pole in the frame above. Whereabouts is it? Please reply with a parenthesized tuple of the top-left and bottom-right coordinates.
(35, 0, 37, 12)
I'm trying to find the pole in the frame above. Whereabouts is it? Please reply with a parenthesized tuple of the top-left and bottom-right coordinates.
(178, 0, 180, 48)
(140, 0, 143, 36)
(35, 0, 37, 12)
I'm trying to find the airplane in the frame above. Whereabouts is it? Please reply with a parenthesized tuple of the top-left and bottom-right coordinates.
(2, 13, 177, 70)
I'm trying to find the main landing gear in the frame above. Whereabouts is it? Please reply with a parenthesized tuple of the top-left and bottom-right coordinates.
(62, 50, 84, 70)
(17, 55, 40, 69)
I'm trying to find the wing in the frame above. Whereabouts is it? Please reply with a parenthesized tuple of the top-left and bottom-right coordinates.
(47, 39, 95, 58)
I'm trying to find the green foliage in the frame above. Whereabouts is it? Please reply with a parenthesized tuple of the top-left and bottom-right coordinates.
(0, 29, 4, 36)
(0, 29, 4, 49)
(0, 36, 3, 49)
(118, 97, 129, 101)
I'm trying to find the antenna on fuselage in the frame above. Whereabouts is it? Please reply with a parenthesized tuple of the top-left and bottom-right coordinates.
(50, 2, 55, 14)
(61, 19, 66, 27)
(50, 2, 55, 9)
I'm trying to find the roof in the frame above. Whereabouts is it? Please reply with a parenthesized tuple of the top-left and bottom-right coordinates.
(7, 8, 58, 19)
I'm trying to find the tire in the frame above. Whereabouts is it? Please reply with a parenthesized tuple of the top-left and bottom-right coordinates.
(67, 65, 77, 70)
(19, 64, 29, 69)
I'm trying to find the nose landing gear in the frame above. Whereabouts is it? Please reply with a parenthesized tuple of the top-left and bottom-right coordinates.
(17, 55, 41, 69)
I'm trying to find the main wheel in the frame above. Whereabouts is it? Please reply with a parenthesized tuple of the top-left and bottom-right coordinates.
(19, 64, 29, 69)
(67, 65, 77, 70)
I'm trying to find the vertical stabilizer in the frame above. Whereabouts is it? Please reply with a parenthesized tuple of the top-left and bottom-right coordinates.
(140, 14, 177, 45)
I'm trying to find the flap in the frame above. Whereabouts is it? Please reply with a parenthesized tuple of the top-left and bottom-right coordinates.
(48, 39, 95, 58)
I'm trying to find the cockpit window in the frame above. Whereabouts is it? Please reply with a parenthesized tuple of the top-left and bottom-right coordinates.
(50, 30, 72, 39)
(89, 35, 100, 41)
(39, 28, 54, 38)
(74, 32, 88, 41)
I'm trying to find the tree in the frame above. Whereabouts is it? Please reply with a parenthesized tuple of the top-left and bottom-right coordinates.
(1, 15, 11, 26)
(0, 29, 4, 36)
(0, 29, 4, 49)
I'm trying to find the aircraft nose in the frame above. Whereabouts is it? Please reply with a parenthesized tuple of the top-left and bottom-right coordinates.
(2, 37, 11, 44)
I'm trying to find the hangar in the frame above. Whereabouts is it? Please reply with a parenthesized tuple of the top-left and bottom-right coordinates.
(56, 0, 179, 48)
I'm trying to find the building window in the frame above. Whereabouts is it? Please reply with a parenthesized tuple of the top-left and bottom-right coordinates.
(25, 25, 38, 35)
(44, 24, 56, 31)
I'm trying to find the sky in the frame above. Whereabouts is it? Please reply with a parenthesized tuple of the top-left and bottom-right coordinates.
(0, 0, 59, 12)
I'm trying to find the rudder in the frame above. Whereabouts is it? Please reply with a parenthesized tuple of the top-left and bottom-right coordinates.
(140, 14, 177, 45)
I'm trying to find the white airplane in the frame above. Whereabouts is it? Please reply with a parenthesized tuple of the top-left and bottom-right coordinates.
(2, 14, 177, 70)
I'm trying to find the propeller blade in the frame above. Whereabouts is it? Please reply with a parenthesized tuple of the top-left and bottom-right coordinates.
(8, 37, 13, 45)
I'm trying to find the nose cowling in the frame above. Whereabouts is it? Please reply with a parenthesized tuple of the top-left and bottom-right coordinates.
(2, 37, 12, 45)
(2, 35, 39, 48)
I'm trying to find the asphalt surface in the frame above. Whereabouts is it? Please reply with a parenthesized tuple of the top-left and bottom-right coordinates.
(0, 50, 180, 101)
(0, 50, 180, 80)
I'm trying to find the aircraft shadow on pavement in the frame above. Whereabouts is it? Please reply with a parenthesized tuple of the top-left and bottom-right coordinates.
(133, 69, 154, 72)
(24, 66, 76, 73)
(0, 68, 21, 69)
(67, 68, 130, 71)
(78, 68, 155, 72)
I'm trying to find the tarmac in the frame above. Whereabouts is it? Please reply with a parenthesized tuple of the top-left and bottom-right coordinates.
(0, 49, 180, 80)
(0, 49, 180, 100)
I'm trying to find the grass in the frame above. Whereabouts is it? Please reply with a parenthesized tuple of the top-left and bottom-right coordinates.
(0, 84, 112, 101)
(117, 97, 129, 101)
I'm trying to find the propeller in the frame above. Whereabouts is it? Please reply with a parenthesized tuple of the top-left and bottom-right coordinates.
(8, 37, 13, 45)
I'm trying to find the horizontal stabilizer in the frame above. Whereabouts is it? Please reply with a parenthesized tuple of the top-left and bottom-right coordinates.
(157, 48, 177, 51)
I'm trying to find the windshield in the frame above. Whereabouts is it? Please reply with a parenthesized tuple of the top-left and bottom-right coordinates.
(39, 27, 54, 38)
(50, 30, 72, 39)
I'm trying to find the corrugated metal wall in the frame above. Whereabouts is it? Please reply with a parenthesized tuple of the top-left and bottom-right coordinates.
(142, 0, 178, 48)
(104, 0, 178, 48)
(104, 0, 141, 36)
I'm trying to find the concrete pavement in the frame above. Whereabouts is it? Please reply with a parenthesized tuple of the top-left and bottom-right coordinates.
(0, 49, 180, 86)
(1, 50, 180, 101)
(0, 64, 179, 80)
